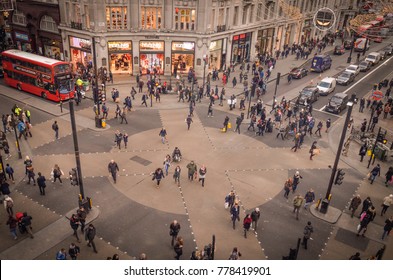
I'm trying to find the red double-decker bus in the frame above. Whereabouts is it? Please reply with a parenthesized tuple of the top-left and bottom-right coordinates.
(1, 49, 74, 102)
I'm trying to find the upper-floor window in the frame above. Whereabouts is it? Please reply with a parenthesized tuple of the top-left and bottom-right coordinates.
(233, 6, 239, 25)
(12, 10, 27, 26)
(72, 2, 82, 24)
(106, 6, 128, 30)
(242, 6, 248, 25)
(40, 15, 59, 33)
(141, 6, 162, 29)
(174, 7, 195, 31)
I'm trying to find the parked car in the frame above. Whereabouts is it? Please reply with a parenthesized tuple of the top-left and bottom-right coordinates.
(359, 60, 372, 72)
(317, 77, 336, 96)
(365, 52, 381, 65)
(343, 40, 353, 50)
(345, 64, 360, 76)
(384, 45, 393, 55)
(334, 45, 345, 55)
(289, 67, 308, 79)
(379, 49, 388, 60)
(336, 71, 355, 86)
(297, 86, 319, 105)
(325, 92, 349, 114)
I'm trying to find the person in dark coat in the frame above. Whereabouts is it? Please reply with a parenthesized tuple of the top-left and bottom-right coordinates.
(301, 221, 314, 249)
(360, 197, 372, 217)
(169, 220, 181, 247)
(230, 203, 240, 229)
(37, 172, 46, 195)
(349, 195, 362, 218)
(69, 214, 81, 242)
(223, 116, 230, 132)
(251, 208, 260, 231)
(85, 224, 97, 253)
(174, 237, 183, 260)
(153, 168, 165, 187)
(108, 160, 119, 183)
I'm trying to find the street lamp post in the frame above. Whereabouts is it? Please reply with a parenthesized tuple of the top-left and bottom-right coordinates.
(69, 100, 85, 200)
(12, 120, 22, 159)
(320, 94, 356, 213)
(272, 72, 281, 111)
(347, 37, 356, 63)
(202, 56, 207, 96)
(92, 37, 100, 117)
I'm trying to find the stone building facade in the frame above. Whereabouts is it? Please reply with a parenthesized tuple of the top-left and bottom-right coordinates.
(5, 0, 363, 77)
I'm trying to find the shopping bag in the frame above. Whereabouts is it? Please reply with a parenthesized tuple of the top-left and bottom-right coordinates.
(225, 202, 229, 209)
(357, 224, 361, 231)
(367, 150, 372, 156)
(228, 122, 232, 129)
(313, 148, 320, 155)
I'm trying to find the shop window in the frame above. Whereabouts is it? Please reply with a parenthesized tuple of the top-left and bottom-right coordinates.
(141, 6, 162, 29)
(12, 10, 27, 26)
(40, 15, 59, 33)
(106, 6, 128, 30)
(174, 8, 195, 31)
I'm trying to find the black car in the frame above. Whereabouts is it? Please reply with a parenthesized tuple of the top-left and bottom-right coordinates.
(297, 86, 319, 106)
(334, 45, 345, 55)
(384, 46, 393, 55)
(325, 92, 349, 114)
(344, 40, 352, 50)
(336, 71, 355, 86)
(289, 67, 308, 79)
(359, 60, 371, 72)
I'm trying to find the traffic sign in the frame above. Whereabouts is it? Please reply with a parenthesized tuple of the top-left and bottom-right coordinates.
(371, 90, 383, 100)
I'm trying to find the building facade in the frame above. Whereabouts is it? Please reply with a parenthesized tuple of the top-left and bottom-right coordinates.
(6, 0, 359, 77)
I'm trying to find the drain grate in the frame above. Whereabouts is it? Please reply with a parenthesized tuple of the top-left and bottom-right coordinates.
(130, 156, 152, 166)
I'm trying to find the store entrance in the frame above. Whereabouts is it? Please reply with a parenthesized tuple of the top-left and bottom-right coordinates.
(110, 53, 132, 74)
(140, 53, 164, 75)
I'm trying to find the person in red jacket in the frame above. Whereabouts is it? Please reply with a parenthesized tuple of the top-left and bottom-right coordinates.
(243, 214, 252, 238)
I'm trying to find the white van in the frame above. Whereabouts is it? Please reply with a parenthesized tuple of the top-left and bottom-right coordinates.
(317, 77, 336, 96)
(365, 52, 381, 65)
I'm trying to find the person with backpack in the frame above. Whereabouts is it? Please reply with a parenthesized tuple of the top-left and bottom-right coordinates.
(69, 214, 81, 243)
(52, 121, 59, 140)
(357, 212, 372, 237)
(17, 120, 27, 140)
(225, 191, 236, 211)
(4, 195, 14, 216)
(56, 248, 67, 260)
(52, 164, 63, 184)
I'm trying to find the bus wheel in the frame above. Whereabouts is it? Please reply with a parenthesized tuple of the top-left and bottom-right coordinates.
(17, 84, 22, 91)
(41, 92, 47, 99)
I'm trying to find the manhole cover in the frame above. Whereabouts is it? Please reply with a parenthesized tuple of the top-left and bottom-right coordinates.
(130, 156, 152, 166)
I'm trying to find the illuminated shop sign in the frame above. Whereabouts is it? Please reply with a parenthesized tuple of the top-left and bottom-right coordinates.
(15, 32, 28, 41)
(108, 41, 132, 52)
(172, 42, 195, 52)
(69, 36, 91, 50)
(139, 41, 164, 52)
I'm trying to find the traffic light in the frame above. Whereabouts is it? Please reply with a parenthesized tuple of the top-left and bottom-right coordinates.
(69, 168, 79, 186)
(334, 169, 345, 185)
(98, 90, 106, 104)
(377, 130, 387, 144)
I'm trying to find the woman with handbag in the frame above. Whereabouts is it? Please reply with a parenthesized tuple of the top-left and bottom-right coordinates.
(309, 141, 318, 160)
(198, 165, 207, 187)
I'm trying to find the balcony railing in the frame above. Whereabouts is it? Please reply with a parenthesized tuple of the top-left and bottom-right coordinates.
(71, 21, 82, 30)
(217, 25, 226, 32)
